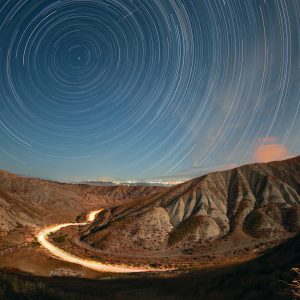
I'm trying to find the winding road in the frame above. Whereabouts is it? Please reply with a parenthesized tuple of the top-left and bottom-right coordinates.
(37, 209, 150, 273)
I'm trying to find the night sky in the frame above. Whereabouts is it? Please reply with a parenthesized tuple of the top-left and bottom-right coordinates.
(0, 0, 299, 181)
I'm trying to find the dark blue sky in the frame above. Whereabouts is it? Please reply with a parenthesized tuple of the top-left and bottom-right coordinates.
(0, 0, 299, 181)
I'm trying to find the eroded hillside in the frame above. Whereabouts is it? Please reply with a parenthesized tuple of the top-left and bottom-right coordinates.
(0, 170, 165, 234)
(80, 157, 300, 256)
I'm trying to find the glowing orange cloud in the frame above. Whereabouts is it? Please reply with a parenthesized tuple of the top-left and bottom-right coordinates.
(253, 142, 290, 163)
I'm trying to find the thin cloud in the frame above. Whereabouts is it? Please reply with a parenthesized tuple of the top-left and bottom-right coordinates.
(258, 137, 277, 144)
(175, 163, 239, 178)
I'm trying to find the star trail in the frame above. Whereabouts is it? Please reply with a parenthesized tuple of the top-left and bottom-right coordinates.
(0, 0, 299, 181)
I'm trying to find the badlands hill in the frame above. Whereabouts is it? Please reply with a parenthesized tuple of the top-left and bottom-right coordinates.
(0, 170, 165, 234)
(81, 156, 300, 256)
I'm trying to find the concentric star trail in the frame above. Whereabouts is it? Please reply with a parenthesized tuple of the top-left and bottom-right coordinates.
(0, 0, 299, 181)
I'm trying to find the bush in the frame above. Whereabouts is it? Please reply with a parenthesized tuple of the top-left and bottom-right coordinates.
(289, 268, 300, 298)
(0, 273, 83, 300)
(52, 235, 66, 243)
(168, 216, 205, 246)
(30, 238, 40, 248)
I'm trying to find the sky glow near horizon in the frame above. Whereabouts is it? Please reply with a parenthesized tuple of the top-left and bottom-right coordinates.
(0, 0, 299, 181)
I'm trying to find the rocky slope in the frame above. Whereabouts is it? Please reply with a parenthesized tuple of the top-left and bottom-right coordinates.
(80, 156, 300, 254)
(0, 170, 165, 234)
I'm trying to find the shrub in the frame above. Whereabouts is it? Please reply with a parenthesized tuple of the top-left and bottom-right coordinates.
(52, 235, 66, 243)
(0, 273, 83, 300)
(289, 268, 300, 298)
(168, 216, 204, 246)
(30, 238, 40, 248)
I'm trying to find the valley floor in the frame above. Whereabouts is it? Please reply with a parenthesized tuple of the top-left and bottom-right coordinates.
(1, 232, 300, 300)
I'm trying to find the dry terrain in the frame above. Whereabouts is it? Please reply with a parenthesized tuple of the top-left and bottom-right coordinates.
(0, 171, 165, 275)
(0, 157, 299, 299)
(56, 156, 300, 267)
(1, 232, 300, 300)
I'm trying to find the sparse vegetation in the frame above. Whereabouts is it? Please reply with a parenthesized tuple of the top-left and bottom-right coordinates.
(91, 255, 102, 261)
(289, 268, 300, 298)
(246, 210, 264, 227)
(0, 272, 83, 300)
(168, 216, 203, 246)
(52, 235, 67, 243)
(244, 209, 265, 237)
(30, 238, 40, 248)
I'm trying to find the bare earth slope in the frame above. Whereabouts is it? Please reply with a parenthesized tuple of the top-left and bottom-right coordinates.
(0, 171, 165, 234)
(80, 156, 300, 257)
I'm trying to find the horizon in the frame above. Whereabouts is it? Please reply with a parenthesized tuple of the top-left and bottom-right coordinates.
(1, 154, 298, 183)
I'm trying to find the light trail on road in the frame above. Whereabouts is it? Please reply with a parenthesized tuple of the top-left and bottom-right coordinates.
(37, 209, 150, 273)
(87, 209, 103, 222)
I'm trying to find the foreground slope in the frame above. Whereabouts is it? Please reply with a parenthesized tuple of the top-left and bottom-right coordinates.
(81, 156, 300, 256)
(2, 232, 300, 300)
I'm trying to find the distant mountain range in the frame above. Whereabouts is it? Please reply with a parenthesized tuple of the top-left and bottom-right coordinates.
(80, 156, 300, 259)
(78, 179, 187, 187)
(78, 181, 116, 186)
